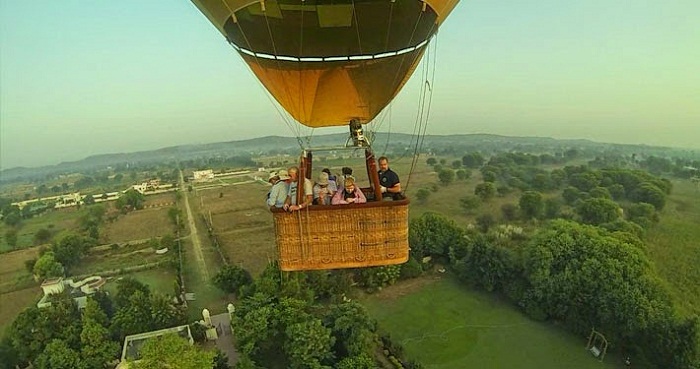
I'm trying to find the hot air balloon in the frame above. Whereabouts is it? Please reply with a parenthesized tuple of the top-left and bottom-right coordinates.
(191, 0, 459, 271)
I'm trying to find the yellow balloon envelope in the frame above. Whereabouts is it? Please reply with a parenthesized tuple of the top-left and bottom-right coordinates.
(192, 0, 459, 128)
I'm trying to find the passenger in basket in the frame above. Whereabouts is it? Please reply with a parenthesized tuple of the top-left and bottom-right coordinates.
(340, 166, 354, 183)
(313, 172, 336, 205)
(378, 156, 404, 200)
(267, 170, 291, 208)
(321, 168, 337, 187)
(332, 177, 367, 205)
(284, 167, 313, 211)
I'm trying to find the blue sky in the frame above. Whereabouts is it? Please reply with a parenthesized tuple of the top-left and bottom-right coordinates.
(1, 1, 698, 169)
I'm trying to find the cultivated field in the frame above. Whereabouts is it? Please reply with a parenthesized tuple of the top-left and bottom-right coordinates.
(0, 288, 41, 335)
(362, 276, 624, 369)
(102, 207, 173, 244)
(0, 247, 39, 294)
(198, 182, 276, 277)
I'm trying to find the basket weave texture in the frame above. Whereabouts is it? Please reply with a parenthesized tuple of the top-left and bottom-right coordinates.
(272, 200, 410, 271)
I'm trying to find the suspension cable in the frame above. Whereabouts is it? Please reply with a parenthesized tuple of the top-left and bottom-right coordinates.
(262, 3, 305, 143)
(221, 0, 304, 148)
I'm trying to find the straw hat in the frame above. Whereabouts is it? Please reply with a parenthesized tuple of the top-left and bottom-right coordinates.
(277, 169, 291, 181)
(317, 172, 329, 185)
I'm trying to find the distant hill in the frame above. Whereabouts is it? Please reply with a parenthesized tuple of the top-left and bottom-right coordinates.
(1, 133, 696, 183)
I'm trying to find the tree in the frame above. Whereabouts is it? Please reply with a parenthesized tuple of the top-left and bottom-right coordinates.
(284, 319, 335, 369)
(52, 233, 93, 270)
(455, 169, 470, 181)
(409, 213, 465, 259)
(426, 158, 437, 166)
(80, 318, 119, 369)
(475, 214, 495, 233)
(111, 290, 153, 338)
(474, 182, 496, 201)
(150, 293, 186, 330)
(437, 169, 455, 186)
(3, 212, 21, 226)
(34, 339, 82, 369)
(83, 195, 95, 205)
(519, 191, 544, 220)
(33, 252, 64, 279)
(575, 198, 621, 225)
(34, 228, 53, 245)
(4, 229, 18, 249)
(562, 186, 582, 205)
(131, 334, 215, 369)
(462, 152, 484, 168)
(522, 220, 698, 369)
(631, 183, 666, 210)
(501, 204, 518, 221)
(115, 189, 145, 212)
(451, 160, 462, 169)
(481, 171, 497, 183)
(114, 277, 151, 308)
(415, 188, 431, 203)
(167, 207, 182, 228)
(589, 186, 611, 199)
(213, 265, 253, 296)
(543, 198, 562, 219)
(569, 172, 600, 192)
(459, 195, 481, 214)
(336, 354, 375, 369)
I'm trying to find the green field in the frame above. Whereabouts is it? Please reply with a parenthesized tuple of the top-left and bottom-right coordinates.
(103, 267, 178, 297)
(0, 208, 84, 252)
(645, 180, 700, 317)
(362, 276, 624, 369)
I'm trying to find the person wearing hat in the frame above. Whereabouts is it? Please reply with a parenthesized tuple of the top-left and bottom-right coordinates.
(332, 177, 367, 205)
(267, 169, 291, 208)
(284, 167, 314, 211)
(313, 172, 337, 205)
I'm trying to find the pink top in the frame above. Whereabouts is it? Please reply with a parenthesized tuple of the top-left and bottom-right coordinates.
(331, 187, 367, 205)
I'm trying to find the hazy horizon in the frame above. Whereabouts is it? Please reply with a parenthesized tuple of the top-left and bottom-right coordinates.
(2, 1, 699, 169)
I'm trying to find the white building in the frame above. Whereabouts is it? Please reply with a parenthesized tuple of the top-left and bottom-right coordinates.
(193, 169, 215, 182)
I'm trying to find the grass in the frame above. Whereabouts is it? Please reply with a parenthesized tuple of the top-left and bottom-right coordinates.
(0, 208, 84, 252)
(180, 236, 231, 321)
(103, 267, 178, 297)
(645, 180, 700, 317)
(361, 276, 624, 369)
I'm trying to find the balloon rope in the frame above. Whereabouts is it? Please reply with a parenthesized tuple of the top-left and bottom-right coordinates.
(262, 5, 305, 145)
(221, 0, 304, 147)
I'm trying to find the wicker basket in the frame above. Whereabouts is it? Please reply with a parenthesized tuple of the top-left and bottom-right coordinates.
(271, 199, 410, 271)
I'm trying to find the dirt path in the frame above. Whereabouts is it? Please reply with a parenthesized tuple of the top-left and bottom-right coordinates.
(180, 170, 209, 281)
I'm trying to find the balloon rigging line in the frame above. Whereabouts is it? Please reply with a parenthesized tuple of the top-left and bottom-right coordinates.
(223, 0, 303, 148)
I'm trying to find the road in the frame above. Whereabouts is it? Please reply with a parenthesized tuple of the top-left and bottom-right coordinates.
(179, 170, 209, 281)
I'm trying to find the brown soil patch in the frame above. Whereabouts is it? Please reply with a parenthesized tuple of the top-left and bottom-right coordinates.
(369, 274, 443, 301)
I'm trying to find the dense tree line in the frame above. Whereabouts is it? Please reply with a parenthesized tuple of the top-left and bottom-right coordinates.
(0, 278, 188, 369)
(407, 213, 699, 369)
(222, 262, 422, 369)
